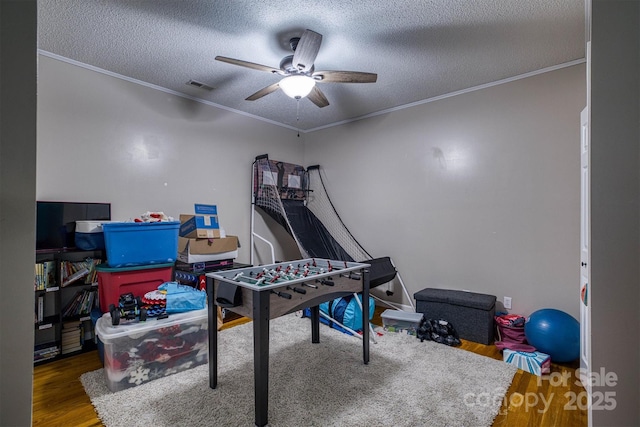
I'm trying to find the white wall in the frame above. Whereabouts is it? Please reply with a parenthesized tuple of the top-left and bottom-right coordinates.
(37, 55, 304, 264)
(304, 64, 585, 319)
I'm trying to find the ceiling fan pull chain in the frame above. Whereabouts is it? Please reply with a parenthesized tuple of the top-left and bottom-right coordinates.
(296, 99, 300, 137)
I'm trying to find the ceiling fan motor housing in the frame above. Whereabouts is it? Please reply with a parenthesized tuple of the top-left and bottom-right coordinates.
(279, 55, 314, 75)
(289, 37, 300, 52)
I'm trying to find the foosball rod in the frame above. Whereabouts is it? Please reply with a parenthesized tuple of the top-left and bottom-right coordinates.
(233, 272, 294, 286)
(299, 262, 349, 275)
(232, 273, 265, 285)
(297, 264, 327, 275)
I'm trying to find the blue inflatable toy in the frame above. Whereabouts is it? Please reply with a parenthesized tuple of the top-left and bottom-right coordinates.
(524, 308, 580, 363)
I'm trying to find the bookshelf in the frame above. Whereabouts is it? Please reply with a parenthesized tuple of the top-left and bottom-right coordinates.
(34, 249, 104, 364)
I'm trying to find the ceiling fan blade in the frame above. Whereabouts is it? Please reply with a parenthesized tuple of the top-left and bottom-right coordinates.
(215, 56, 281, 74)
(292, 29, 322, 72)
(307, 86, 329, 108)
(313, 70, 378, 83)
(245, 82, 280, 101)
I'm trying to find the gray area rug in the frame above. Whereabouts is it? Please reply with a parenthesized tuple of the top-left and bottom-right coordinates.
(81, 313, 517, 427)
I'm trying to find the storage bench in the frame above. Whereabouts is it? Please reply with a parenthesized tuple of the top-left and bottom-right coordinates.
(414, 288, 496, 345)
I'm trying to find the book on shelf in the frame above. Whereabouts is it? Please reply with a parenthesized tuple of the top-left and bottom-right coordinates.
(62, 319, 82, 330)
(61, 335, 81, 347)
(34, 261, 56, 290)
(61, 320, 82, 353)
(60, 258, 103, 287)
(61, 344, 83, 355)
(85, 258, 102, 285)
(61, 267, 89, 287)
(36, 295, 44, 323)
(62, 289, 98, 318)
(33, 343, 60, 362)
(61, 333, 81, 346)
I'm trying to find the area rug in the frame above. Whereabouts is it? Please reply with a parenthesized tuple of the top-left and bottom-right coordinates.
(81, 313, 517, 427)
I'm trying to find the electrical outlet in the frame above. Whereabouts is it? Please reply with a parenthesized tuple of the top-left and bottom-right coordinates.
(503, 296, 512, 310)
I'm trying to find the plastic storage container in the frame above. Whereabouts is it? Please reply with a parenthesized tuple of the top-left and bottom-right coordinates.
(96, 263, 174, 313)
(102, 221, 180, 268)
(75, 220, 108, 250)
(90, 307, 105, 364)
(381, 310, 424, 335)
(95, 308, 208, 391)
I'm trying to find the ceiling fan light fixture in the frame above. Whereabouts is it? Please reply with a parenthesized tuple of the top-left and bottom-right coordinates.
(279, 75, 315, 99)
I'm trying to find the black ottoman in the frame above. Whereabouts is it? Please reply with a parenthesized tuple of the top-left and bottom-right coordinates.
(414, 288, 496, 345)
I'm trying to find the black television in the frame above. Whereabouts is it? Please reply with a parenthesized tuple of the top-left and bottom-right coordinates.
(36, 201, 111, 251)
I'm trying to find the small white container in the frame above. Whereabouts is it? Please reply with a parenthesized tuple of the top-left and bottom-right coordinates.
(75, 220, 109, 250)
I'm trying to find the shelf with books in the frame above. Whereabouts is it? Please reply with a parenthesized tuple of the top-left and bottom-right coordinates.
(61, 288, 99, 319)
(34, 260, 56, 291)
(34, 342, 61, 364)
(33, 249, 105, 364)
(60, 258, 102, 288)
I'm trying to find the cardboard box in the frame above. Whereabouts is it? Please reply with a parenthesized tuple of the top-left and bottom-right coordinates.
(179, 214, 220, 239)
(503, 349, 551, 376)
(177, 236, 239, 264)
(194, 204, 217, 215)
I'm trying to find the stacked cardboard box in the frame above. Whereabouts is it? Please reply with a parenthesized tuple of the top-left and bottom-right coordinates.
(179, 203, 221, 239)
(177, 235, 239, 264)
(177, 204, 240, 332)
(177, 204, 239, 264)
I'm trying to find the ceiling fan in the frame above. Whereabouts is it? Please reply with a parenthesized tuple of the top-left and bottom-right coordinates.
(215, 29, 377, 108)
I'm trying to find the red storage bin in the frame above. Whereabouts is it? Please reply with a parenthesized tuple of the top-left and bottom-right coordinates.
(97, 263, 174, 313)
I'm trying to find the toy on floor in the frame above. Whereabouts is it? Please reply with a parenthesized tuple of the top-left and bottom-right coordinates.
(524, 308, 580, 363)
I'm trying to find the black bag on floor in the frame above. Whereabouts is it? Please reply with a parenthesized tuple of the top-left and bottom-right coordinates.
(416, 316, 461, 346)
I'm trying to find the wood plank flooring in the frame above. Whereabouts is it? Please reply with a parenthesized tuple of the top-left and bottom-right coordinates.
(32, 308, 586, 427)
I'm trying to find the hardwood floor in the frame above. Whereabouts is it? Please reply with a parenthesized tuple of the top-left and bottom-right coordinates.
(32, 309, 586, 427)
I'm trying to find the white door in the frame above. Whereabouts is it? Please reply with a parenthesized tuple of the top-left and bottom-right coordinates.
(580, 106, 591, 402)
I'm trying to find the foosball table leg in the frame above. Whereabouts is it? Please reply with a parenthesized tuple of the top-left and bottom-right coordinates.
(310, 305, 320, 343)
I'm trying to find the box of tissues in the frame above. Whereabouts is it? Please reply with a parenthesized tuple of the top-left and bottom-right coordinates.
(503, 349, 551, 376)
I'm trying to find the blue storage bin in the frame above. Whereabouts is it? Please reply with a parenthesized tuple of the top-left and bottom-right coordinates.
(75, 220, 108, 250)
(90, 307, 104, 365)
(102, 221, 180, 268)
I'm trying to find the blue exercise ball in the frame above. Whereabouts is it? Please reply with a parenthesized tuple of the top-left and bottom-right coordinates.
(524, 308, 580, 363)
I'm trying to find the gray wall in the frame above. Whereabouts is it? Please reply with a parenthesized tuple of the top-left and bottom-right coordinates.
(305, 64, 585, 319)
(39, 57, 585, 319)
(37, 55, 304, 265)
(0, 1, 37, 426)
(590, 1, 640, 425)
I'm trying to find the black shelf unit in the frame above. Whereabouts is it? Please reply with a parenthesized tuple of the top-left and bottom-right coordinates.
(34, 248, 104, 365)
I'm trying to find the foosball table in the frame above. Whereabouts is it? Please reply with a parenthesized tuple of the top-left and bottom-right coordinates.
(206, 258, 371, 427)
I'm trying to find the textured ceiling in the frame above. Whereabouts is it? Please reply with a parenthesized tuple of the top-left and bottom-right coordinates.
(37, 0, 585, 132)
